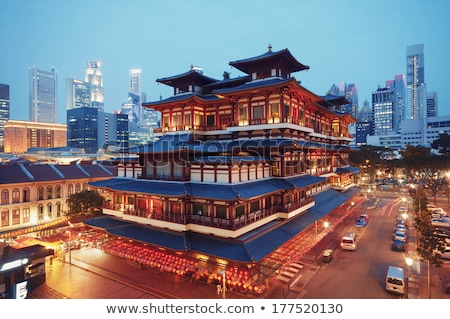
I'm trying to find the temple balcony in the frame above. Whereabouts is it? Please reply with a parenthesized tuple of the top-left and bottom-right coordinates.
(101, 195, 315, 239)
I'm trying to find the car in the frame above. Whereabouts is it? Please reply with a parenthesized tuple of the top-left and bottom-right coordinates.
(359, 213, 370, 222)
(431, 218, 450, 228)
(433, 245, 450, 259)
(393, 231, 407, 242)
(355, 218, 368, 227)
(435, 229, 450, 245)
(392, 239, 406, 252)
(395, 225, 407, 233)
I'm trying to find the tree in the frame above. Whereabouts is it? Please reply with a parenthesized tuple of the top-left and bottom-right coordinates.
(66, 190, 104, 219)
(410, 188, 445, 298)
(431, 133, 450, 156)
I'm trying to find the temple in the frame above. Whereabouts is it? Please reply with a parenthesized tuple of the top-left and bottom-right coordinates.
(88, 46, 359, 263)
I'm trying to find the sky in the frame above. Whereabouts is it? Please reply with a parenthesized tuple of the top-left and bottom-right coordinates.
(1, 0, 449, 124)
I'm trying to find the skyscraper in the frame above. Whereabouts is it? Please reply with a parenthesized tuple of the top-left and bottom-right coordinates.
(0, 84, 10, 152)
(85, 61, 104, 112)
(29, 66, 58, 123)
(406, 44, 427, 120)
(426, 92, 438, 117)
(372, 87, 395, 136)
(65, 78, 91, 110)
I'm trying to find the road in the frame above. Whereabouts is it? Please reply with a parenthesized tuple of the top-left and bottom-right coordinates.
(300, 195, 416, 298)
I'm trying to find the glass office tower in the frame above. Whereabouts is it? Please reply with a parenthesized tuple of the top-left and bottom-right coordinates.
(29, 66, 58, 123)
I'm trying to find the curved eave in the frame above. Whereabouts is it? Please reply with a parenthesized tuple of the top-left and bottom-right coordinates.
(156, 70, 218, 88)
(229, 48, 310, 74)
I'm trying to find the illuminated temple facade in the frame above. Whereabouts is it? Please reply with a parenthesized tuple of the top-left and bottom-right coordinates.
(89, 46, 358, 241)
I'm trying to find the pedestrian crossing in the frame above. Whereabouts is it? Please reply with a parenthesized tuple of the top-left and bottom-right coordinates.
(277, 262, 304, 283)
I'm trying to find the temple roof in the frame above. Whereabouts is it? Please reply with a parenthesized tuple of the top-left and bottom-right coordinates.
(156, 69, 218, 88)
(229, 46, 310, 75)
(88, 175, 326, 201)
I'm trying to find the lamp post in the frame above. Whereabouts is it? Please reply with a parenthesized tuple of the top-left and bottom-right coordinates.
(219, 269, 226, 299)
(315, 220, 329, 261)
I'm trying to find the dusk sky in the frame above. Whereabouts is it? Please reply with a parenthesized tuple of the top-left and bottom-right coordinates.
(1, 0, 449, 124)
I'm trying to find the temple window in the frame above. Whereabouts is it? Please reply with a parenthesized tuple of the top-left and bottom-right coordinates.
(250, 200, 260, 213)
(193, 203, 207, 216)
(184, 114, 191, 129)
(207, 115, 215, 126)
(216, 206, 227, 219)
(252, 104, 264, 120)
(194, 113, 204, 127)
(235, 205, 245, 217)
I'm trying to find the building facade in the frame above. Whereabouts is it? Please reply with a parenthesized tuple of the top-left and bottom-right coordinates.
(29, 66, 58, 123)
(0, 84, 10, 152)
(85, 61, 104, 112)
(67, 107, 129, 154)
(4, 120, 67, 154)
(65, 78, 91, 110)
(406, 44, 427, 120)
(0, 163, 116, 240)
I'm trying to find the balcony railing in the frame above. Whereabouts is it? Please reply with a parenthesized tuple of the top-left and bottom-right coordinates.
(103, 195, 315, 232)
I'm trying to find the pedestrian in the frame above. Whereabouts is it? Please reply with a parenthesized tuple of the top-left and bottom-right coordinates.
(174, 273, 180, 289)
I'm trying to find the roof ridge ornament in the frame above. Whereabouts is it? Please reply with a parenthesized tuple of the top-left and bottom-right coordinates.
(268, 44, 272, 52)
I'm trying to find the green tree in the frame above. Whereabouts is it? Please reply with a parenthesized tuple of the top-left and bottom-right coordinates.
(66, 190, 104, 219)
(431, 132, 450, 155)
(410, 188, 445, 298)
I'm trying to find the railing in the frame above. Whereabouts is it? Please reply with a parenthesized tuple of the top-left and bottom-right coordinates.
(105, 195, 315, 231)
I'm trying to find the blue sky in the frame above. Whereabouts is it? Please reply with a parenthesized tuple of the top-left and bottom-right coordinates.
(1, 0, 449, 124)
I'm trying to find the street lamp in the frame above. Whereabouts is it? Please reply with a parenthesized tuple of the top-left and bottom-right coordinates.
(219, 269, 226, 299)
(405, 256, 413, 278)
(315, 220, 329, 261)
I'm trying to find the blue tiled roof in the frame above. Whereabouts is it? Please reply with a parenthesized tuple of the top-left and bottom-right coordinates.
(109, 224, 187, 250)
(213, 77, 292, 95)
(84, 216, 132, 229)
(90, 175, 326, 201)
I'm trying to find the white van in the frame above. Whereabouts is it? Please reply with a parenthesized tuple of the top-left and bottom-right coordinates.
(340, 232, 357, 250)
(385, 266, 405, 295)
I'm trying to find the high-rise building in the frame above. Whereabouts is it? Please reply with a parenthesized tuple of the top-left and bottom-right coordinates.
(66, 78, 91, 110)
(67, 107, 128, 154)
(85, 61, 104, 112)
(426, 92, 438, 117)
(29, 66, 58, 123)
(0, 84, 10, 152)
(406, 44, 427, 120)
(372, 87, 395, 136)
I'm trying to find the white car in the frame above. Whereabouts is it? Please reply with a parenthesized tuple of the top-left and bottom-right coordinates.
(431, 218, 450, 228)
(434, 245, 450, 259)
(393, 231, 407, 242)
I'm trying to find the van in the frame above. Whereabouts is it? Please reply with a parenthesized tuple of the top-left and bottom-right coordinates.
(385, 266, 405, 295)
(340, 232, 357, 250)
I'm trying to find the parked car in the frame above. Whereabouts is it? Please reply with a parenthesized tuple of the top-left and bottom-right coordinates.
(435, 229, 450, 245)
(392, 239, 406, 252)
(431, 218, 450, 228)
(395, 225, 407, 234)
(433, 245, 450, 259)
(393, 231, 407, 242)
